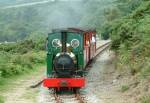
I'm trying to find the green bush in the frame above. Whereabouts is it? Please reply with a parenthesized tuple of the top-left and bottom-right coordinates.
(141, 95, 150, 103)
(107, 0, 150, 76)
(140, 59, 150, 78)
(0, 39, 46, 78)
(0, 50, 45, 78)
(121, 85, 129, 92)
(0, 96, 4, 103)
(0, 39, 45, 54)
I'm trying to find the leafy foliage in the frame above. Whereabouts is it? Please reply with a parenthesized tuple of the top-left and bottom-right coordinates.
(0, 96, 4, 103)
(106, 0, 150, 76)
(121, 85, 129, 92)
(0, 40, 45, 78)
(141, 95, 150, 103)
(0, 39, 45, 52)
(0, 6, 46, 42)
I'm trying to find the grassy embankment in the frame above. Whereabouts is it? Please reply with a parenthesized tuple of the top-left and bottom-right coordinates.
(101, 0, 150, 102)
(0, 40, 46, 103)
(110, 0, 150, 77)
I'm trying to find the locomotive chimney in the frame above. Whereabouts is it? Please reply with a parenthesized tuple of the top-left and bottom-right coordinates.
(61, 31, 67, 52)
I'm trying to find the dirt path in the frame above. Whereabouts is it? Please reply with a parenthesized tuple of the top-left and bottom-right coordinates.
(85, 49, 143, 103)
(85, 50, 124, 103)
(2, 67, 45, 103)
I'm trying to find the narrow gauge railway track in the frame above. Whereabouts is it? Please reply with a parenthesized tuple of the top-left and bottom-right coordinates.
(49, 41, 111, 103)
(95, 41, 111, 57)
(38, 41, 111, 103)
(40, 88, 87, 103)
(53, 89, 86, 103)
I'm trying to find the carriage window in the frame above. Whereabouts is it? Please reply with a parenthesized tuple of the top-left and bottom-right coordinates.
(86, 40, 89, 46)
(85, 35, 90, 46)
(92, 35, 96, 43)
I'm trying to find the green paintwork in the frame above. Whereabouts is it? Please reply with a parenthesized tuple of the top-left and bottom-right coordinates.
(47, 32, 61, 77)
(47, 53, 52, 77)
(67, 32, 84, 69)
(47, 32, 84, 77)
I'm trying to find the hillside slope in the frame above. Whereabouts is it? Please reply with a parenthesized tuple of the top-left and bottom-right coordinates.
(0, 0, 114, 42)
(101, 0, 150, 102)
(110, 0, 150, 77)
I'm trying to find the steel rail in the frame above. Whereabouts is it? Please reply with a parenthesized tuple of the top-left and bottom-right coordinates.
(75, 91, 86, 103)
(96, 41, 111, 51)
(95, 41, 111, 57)
(53, 90, 86, 103)
(54, 93, 62, 103)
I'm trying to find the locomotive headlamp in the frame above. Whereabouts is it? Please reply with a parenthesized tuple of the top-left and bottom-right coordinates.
(71, 39, 79, 48)
(52, 39, 61, 47)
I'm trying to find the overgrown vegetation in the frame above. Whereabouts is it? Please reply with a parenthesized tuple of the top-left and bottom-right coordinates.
(0, 96, 4, 103)
(0, 6, 46, 42)
(141, 95, 150, 103)
(99, 1, 150, 101)
(0, 40, 45, 79)
(121, 85, 129, 92)
(100, 0, 150, 77)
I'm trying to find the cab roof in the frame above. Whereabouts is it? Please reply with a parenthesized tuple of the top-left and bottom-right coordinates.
(51, 28, 96, 34)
